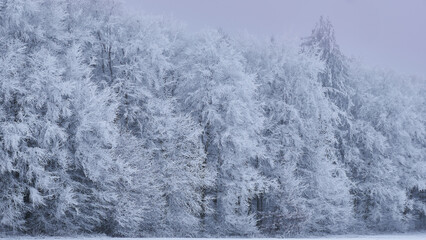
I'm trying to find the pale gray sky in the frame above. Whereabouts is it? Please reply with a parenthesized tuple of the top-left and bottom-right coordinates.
(122, 0, 426, 78)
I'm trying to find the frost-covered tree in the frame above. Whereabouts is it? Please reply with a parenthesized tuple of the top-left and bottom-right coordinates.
(65, 49, 119, 234)
(347, 66, 426, 231)
(0, 0, 122, 232)
(176, 30, 270, 236)
(241, 38, 353, 235)
(0, 0, 70, 232)
(301, 17, 353, 191)
(144, 98, 212, 236)
(0, 37, 32, 234)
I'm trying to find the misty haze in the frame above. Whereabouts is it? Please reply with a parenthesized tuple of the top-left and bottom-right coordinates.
(0, 1, 424, 240)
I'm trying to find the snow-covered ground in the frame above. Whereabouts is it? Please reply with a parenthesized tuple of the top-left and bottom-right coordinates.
(4, 232, 426, 240)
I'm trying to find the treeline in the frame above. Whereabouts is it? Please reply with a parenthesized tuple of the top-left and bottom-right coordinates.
(0, 0, 425, 237)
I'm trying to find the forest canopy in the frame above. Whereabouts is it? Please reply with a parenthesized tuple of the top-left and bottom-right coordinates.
(0, 0, 425, 237)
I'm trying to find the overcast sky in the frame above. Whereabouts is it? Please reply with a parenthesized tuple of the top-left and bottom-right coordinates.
(122, 0, 426, 78)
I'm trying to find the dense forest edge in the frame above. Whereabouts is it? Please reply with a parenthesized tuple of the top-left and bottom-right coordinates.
(0, 0, 425, 237)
